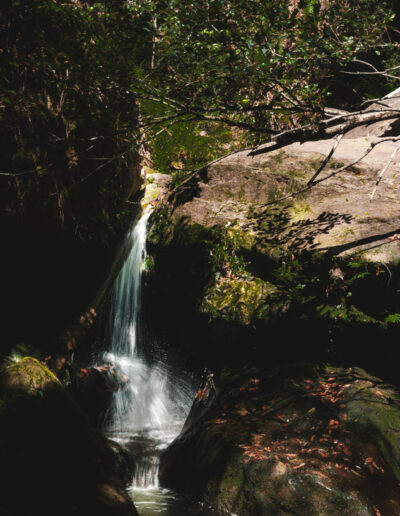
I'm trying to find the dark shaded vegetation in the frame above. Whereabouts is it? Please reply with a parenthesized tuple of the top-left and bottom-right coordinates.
(0, 0, 148, 356)
(144, 208, 400, 386)
(0, 358, 136, 516)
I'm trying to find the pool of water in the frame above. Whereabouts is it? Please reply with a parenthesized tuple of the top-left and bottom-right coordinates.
(130, 486, 221, 515)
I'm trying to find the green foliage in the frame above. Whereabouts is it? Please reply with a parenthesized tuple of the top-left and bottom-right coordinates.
(129, 0, 398, 140)
(384, 313, 400, 325)
(142, 255, 155, 272)
(142, 99, 236, 173)
(210, 227, 249, 280)
(271, 259, 318, 309)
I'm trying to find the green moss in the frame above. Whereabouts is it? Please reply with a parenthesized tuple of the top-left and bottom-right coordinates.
(345, 395, 400, 481)
(215, 459, 245, 509)
(202, 277, 276, 324)
(147, 206, 173, 246)
(290, 201, 313, 222)
(336, 227, 355, 244)
(226, 227, 257, 252)
(269, 150, 285, 164)
(329, 160, 345, 169)
(141, 173, 165, 208)
(2, 357, 60, 398)
(316, 303, 380, 324)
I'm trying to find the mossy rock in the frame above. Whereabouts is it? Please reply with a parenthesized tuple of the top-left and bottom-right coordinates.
(141, 170, 171, 210)
(202, 277, 277, 324)
(0, 357, 138, 516)
(160, 363, 400, 515)
(0, 357, 60, 398)
(144, 142, 400, 377)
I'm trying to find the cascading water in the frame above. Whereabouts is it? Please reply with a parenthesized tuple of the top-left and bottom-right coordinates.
(99, 208, 195, 492)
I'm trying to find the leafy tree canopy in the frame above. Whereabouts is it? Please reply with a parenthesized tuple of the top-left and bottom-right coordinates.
(133, 0, 400, 146)
(1, 0, 400, 232)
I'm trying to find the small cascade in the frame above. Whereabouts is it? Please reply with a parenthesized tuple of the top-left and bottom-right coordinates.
(99, 207, 194, 490)
(134, 454, 160, 489)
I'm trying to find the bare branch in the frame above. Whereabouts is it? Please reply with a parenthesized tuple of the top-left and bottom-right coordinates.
(260, 137, 400, 208)
(369, 141, 400, 201)
(341, 69, 400, 81)
(0, 169, 38, 177)
(342, 59, 400, 78)
(307, 133, 344, 186)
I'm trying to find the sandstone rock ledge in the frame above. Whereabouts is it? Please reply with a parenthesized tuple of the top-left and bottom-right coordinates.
(144, 141, 400, 378)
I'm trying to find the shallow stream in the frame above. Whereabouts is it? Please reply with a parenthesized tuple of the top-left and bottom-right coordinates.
(130, 486, 219, 515)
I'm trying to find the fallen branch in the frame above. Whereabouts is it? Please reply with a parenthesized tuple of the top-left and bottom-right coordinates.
(260, 137, 400, 208)
(369, 141, 400, 201)
(307, 133, 344, 186)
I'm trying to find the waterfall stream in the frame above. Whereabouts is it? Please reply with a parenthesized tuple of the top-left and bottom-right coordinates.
(100, 208, 194, 490)
(96, 208, 220, 514)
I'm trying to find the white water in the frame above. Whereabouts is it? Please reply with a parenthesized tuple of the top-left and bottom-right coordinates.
(101, 208, 194, 489)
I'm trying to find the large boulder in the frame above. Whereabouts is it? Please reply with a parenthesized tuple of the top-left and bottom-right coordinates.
(71, 363, 128, 428)
(160, 363, 400, 515)
(0, 357, 138, 516)
(144, 139, 400, 378)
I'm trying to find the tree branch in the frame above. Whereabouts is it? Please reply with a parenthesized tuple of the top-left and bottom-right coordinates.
(369, 141, 400, 201)
(307, 133, 344, 186)
(259, 136, 400, 208)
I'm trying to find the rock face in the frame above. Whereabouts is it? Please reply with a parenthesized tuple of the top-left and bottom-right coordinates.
(144, 140, 400, 379)
(145, 137, 400, 514)
(0, 357, 138, 516)
(160, 364, 400, 516)
(171, 138, 400, 263)
(71, 363, 128, 428)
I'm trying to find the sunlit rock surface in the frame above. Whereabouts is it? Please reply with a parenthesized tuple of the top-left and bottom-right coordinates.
(144, 142, 400, 379)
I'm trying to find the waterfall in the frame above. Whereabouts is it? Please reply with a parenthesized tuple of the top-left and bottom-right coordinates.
(99, 208, 194, 489)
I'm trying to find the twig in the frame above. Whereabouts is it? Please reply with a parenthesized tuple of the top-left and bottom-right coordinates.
(260, 138, 400, 208)
(381, 262, 392, 289)
(307, 133, 344, 186)
(0, 169, 37, 177)
(369, 141, 400, 201)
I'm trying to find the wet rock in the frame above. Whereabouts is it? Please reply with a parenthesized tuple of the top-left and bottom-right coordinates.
(160, 363, 400, 516)
(0, 357, 138, 516)
(71, 363, 128, 427)
(106, 438, 136, 487)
